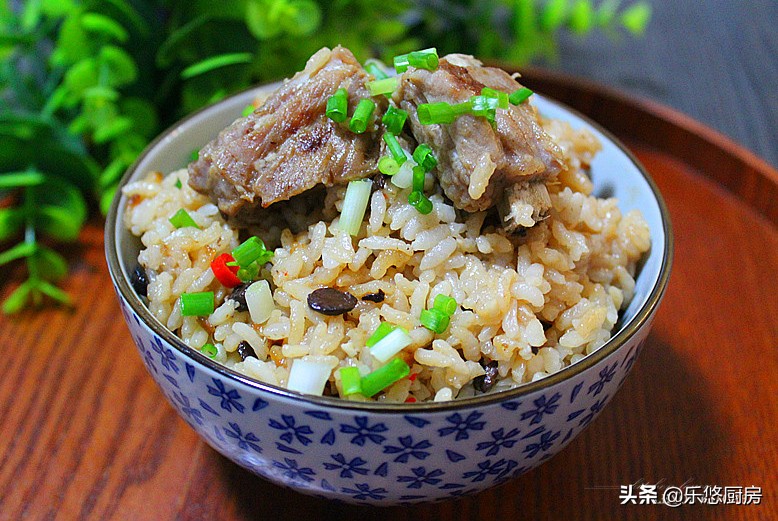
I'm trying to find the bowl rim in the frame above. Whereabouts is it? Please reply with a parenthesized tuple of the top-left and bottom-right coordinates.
(105, 83, 673, 413)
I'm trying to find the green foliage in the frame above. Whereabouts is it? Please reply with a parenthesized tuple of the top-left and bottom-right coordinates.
(0, 0, 650, 312)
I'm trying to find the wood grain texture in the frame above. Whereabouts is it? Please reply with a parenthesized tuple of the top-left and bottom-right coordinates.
(1, 75, 776, 521)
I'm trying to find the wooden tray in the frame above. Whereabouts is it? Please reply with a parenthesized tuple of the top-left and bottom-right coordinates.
(1, 70, 776, 520)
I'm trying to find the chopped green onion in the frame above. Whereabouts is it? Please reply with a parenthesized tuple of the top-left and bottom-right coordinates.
(470, 95, 497, 123)
(412, 165, 426, 192)
(339, 366, 363, 396)
(169, 208, 200, 229)
(174, 177, 182, 189)
(417, 101, 472, 125)
(367, 322, 397, 347)
(391, 160, 415, 189)
(433, 294, 458, 316)
(326, 88, 348, 123)
(339, 179, 372, 236)
(509, 87, 534, 105)
(393, 48, 439, 73)
(180, 291, 214, 317)
(367, 77, 399, 97)
(360, 358, 411, 397)
(382, 106, 408, 135)
(241, 104, 255, 117)
(245, 279, 274, 324)
(412, 144, 438, 171)
(365, 59, 389, 80)
(287, 358, 332, 396)
(481, 87, 510, 109)
(190, 149, 199, 162)
(349, 98, 376, 134)
(382, 132, 407, 164)
(408, 190, 433, 214)
(369, 326, 413, 363)
(236, 261, 261, 282)
(378, 156, 400, 176)
(420, 308, 450, 334)
(232, 237, 269, 267)
(201, 343, 218, 358)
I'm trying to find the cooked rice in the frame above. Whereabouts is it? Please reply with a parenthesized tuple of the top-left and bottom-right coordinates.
(123, 118, 650, 403)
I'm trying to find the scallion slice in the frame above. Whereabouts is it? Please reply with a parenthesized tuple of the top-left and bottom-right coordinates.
(382, 132, 407, 165)
(509, 87, 534, 105)
(412, 144, 437, 171)
(201, 343, 218, 358)
(287, 359, 332, 396)
(349, 98, 376, 134)
(378, 156, 400, 176)
(420, 308, 450, 334)
(180, 291, 214, 317)
(361, 359, 411, 397)
(417, 101, 472, 125)
(365, 59, 389, 80)
(241, 104, 255, 117)
(470, 95, 497, 123)
(412, 165, 426, 192)
(339, 179, 372, 236)
(369, 326, 413, 363)
(339, 366, 363, 396)
(366, 322, 397, 347)
(393, 48, 439, 73)
(367, 77, 399, 97)
(481, 87, 510, 109)
(391, 159, 415, 189)
(232, 237, 271, 267)
(433, 294, 458, 316)
(169, 208, 200, 229)
(408, 190, 433, 214)
(382, 106, 408, 135)
(326, 88, 348, 123)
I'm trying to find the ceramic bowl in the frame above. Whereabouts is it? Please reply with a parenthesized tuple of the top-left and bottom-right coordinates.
(105, 85, 672, 505)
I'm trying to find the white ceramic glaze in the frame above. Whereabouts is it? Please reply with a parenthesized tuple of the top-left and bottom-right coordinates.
(106, 85, 672, 505)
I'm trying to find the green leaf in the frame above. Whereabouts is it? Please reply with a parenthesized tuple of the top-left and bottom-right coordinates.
(21, 0, 43, 31)
(35, 280, 73, 306)
(99, 45, 138, 87)
(620, 2, 651, 35)
(51, 12, 92, 66)
(2, 281, 33, 314)
(100, 184, 118, 215)
(93, 116, 133, 144)
(0, 171, 46, 189)
(80, 12, 129, 42)
(63, 58, 99, 99)
(568, 0, 595, 34)
(156, 14, 215, 68)
(30, 177, 88, 242)
(245, 0, 282, 39)
(0, 242, 37, 267)
(180, 52, 254, 80)
(41, 0, 77, 18)
(36, 206, 83, 242)
(99, 157, 128, 189)
(539, 0, 568, 32)
(119, 97, 158, 138)
(32, 246, 69, 282)
(0, 208, 24, 242)
(281, 0, 321, 36)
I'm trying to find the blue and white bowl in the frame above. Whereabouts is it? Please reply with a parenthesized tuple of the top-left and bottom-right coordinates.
(105, 85, 672, 505)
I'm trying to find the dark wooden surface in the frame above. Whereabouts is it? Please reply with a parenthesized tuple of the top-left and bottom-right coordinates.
(1, 72, 776, 519)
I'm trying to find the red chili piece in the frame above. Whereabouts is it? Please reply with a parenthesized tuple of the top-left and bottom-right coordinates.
(211, 253, 242, 288)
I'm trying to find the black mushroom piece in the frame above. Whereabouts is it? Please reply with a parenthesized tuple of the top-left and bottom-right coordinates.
(130, 265, 148, 297)
(236, 341, 256, 361)
(307, 287, 358, 316)
(227, 283, 250, 312)
(472, 359, 499, 393)
(361, 289, 385, 303)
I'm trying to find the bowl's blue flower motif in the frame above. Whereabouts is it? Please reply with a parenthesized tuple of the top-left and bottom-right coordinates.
(397, 466, 445, 489)
(476, 427, 521, 456)
(269, 414, 314, 446)
(438, 411, 486, 441)
(523, 430, 562, 458)
(272, 458, 316, 482)
(588, 362, 618, 396)
(341, 483, 388, 501)
(520, 392, 561, 424)
(383, 436, 433, 463)
(339, 416, 388, 446)
(206, 378, 245, 413)
(173, 391, 203, 426)
(151, 335, 179, 374)
(323, 454, 369, 478)
(224, 422, 262, 453)
(462, 459, 514, 482)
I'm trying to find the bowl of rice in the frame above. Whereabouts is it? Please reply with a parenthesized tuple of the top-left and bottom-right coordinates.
(105, 50, 671, 504)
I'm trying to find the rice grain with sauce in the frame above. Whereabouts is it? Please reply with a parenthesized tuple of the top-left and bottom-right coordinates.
(123, 116, 650, 403)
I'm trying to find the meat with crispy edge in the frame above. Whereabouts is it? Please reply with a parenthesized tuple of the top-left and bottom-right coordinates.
(393, 54, 565, 231)
(188, 46, 385, 225)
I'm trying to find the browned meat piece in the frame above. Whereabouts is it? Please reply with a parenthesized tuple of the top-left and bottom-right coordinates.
(393, 54, 565, 231)
(188, 46, 385, 225)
